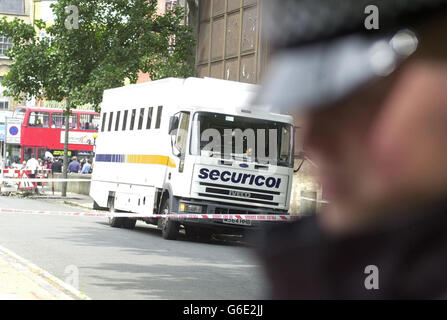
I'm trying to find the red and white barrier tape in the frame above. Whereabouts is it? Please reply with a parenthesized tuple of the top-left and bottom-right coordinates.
(1, 169, 52, 174)
(0, 178, 90, 183)
(0, 207, 300, 221)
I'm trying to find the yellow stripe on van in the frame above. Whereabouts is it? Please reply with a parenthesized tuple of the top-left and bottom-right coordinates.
(96, 154, 176, 168)
(126, 155, 176, 168)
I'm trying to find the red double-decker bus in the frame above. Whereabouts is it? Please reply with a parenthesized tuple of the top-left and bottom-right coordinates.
(15, 107, 100, 162)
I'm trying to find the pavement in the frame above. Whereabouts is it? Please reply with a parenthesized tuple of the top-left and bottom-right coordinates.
(0, 244, 87, 300)
(27, 191, 94, 210)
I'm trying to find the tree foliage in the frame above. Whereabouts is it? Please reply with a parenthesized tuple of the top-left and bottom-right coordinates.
(0, 0, 195, 111)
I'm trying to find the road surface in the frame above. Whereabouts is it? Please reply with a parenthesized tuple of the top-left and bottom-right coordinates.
(0, 196, 269, 299)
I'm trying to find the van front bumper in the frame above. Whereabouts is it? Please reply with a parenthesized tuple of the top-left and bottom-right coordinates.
(172, 197, 290, 231)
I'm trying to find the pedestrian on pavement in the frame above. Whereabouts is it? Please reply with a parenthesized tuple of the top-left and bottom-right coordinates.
(44, 157, 53, 170)
(51, 157, 62, 173)
(67, 156, 80, 174)
(25, 154, 40, 193)
(25, 154, 40, 173)
(256, 0, 447, 299)
(81, 159, 92, 174)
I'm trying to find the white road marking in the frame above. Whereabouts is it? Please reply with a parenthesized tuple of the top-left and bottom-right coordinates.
(0, 244, 91, 300)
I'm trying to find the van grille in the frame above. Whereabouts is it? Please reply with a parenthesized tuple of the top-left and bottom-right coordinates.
(198, 182, 279, 206)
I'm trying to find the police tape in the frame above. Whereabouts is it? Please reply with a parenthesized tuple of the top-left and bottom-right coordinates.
(1, 169, 51, 174)
(0, 207, 301, 221)
(0, 178, 90, 183)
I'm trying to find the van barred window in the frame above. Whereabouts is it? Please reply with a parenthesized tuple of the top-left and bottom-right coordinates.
(146, 107, 153, 129)
(155, 106, 162, 129)
(101, 113, 107, 132)
(122, 110, 128, 131)
(115, 111, 121, 131)
(130, 109, 136, 130)
(138, 108, 145, 130)
(108, 112, 114, 132)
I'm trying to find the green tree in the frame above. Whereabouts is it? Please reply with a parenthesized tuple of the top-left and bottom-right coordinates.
(0, 0, 195, 196)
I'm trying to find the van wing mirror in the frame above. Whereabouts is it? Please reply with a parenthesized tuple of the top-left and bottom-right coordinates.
(168, 116, 179, 135)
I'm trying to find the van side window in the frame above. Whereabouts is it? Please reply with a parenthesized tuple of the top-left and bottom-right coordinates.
(130, 109, 136, 130)
(115, 111, 121, 131)
(138, 108, 145, 130)
(146, 107, 153, 129)
(175, 112, 190, 154)
(108, 112, 114, 132)
(155, 106, 162, 129)
(122, 110, 128, 131)
(101, 113, 107, 132)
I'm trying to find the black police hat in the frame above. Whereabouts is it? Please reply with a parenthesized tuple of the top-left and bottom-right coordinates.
(255, 0, 447, 111)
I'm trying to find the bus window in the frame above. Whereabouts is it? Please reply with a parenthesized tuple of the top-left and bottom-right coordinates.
(70, 114, 78, 129)
(52, 113, 78, 129)
(29, 112, 50, 128)
(79, 114, 100, 130)
(155, 106, 162, 129)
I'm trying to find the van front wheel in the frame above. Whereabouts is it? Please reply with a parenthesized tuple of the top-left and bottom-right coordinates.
(160, 199, 179, 240)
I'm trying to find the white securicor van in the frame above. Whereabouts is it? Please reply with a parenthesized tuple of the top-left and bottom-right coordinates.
(90, 77, 294, 240)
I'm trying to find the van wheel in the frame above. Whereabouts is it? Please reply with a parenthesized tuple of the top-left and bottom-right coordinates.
(160, 199, 179, 240)
(122, 218, 136, 229)
(108, 197, 124, 228)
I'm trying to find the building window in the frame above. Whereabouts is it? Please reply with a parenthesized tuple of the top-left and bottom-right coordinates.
(0, 0, 25, 15)
(146, 107, 153, 129)
(0, 101, 8, 110)
(0, 36, 13, 56)
(165, 1, 177, 12)
(155, 106, 163, 129)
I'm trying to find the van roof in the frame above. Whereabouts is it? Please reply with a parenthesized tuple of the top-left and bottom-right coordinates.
(102, 77, 293, 123)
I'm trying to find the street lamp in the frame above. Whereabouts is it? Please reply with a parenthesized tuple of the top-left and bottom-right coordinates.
(92, 133, 98, 160)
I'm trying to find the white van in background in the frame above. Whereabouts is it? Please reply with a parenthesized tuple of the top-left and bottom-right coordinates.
(90, 77, 294, 240)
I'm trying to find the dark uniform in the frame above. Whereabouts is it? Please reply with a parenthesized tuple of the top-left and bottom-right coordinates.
(255, 0, 447, 299)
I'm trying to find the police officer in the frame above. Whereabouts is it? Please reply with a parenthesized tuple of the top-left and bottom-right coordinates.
(255, 0, 447, 299)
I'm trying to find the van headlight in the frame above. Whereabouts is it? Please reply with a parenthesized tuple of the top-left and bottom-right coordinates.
(180, 203, 203, 214)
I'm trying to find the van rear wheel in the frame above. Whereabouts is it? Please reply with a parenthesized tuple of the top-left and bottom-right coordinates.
(160, 199, 179, 240)
(108, 197, 124, 228)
